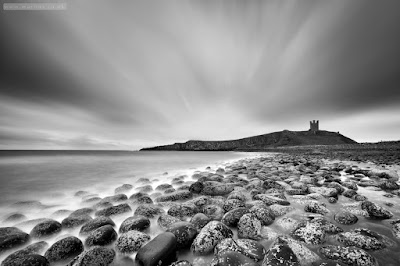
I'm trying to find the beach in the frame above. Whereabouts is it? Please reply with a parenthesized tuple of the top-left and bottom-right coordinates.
(1, 150, 400, 265)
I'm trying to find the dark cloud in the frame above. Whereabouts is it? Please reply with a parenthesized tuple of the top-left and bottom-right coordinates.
(0, 0, 399, 149)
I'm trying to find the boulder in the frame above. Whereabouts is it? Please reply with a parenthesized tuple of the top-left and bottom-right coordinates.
(249, 205, 275, 225)
(361, 200, 393, 219)
(119, 215, 150, 233)
(30, 219, 62, 239)
(221, 208, 250, 227)
(391, 219, 400, 239)
(191, 221, 233, 254)
(190, 213, 211, 232)
(203, 205, 224, 221)
(319, 245, 378, 266)
(62, 215, 92, 229)
(253, 194, 290, 206)
(334, 211, 358, 225)
(94, 203, 131, 217)
(157, 214, 182, 230)
(135, 232, 177, 266)
(79, 216, 115, 236)
(44, 236, 84, 263)
(100, 194, 127, 203)
(273, 235, 320, 266)
(201, 183, 234, 196)
(307, 186, 338, 197)
(1, 241, 49, 266)
(304, 202, 329, 215)
(291, 220, 326, 245)
(155, 191, 192, 202)
(262, 243, 300, 266)
(115, 230, 150, 254)
(114, 184, 133, 194)
(20, 254, 49, 266)
(70, 208, 94, 217)
(84, 225, 117, 247)
(167, 204, 198, 219)
(0, 227, 30, 253)
(223, 199, 246, 212)
(134, 204, 164, 218)
(68, 246, 115, 266)
(237, 213, 262, 240)
(336, 228, 389, 250)
(212, 251, 258, 266)
(166, 221, 198, 249)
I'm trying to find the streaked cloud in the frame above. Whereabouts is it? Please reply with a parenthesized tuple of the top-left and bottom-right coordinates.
(1, 0, 399, 149)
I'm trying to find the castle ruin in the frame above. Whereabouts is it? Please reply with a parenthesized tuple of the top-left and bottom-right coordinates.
(310, 120, 319, 133)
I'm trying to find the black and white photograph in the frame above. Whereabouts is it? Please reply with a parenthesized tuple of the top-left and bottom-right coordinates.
(1, 0, 400, 265)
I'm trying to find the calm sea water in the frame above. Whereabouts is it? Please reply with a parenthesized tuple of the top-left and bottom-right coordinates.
(0, 150, 259, 215)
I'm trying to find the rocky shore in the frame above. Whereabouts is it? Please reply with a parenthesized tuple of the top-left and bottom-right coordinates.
(1, 152, 400, 266)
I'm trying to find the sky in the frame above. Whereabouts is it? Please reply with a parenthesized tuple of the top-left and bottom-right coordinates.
(1, 0, 400, 150)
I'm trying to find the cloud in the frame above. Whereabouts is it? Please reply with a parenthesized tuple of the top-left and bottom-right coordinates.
(0, 0, 399, 149)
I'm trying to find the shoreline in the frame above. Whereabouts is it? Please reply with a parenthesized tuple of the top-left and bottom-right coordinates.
(0, 151, 399, 265)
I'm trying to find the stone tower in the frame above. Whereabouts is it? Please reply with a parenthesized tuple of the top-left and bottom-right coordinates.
(310, 120, 319, 132)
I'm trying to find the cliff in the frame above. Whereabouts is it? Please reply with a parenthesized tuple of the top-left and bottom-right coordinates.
(140, 130, 357, 151)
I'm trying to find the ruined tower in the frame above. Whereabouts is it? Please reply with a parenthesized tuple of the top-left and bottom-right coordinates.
(310, 120, 319, 133)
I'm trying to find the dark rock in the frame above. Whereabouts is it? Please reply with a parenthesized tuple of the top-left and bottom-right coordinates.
(115, 230, 150, 254)
(94, 203, 131, 217)
(0, 227, 30, 253)
(93, 201, 113, 210)
(136, 232, 177, 266)
(334, 211, 358, 225)
(1, 241, 49, 266)
(70, 208, 94, 217)
(190, 213, 211, 231)
(223, 199, 246, 212)
(114, 184, 133, 194)
(191, 221, 233, 254)
(30, 219, 61, 239)
(203, 205, 224, 221)
(390, 219, 400, 239)
(138, 178, 150, 183)
(79, 216, 115, 236)
(137, 185, 153, 193)
(269, 205, 295, 217)
(82, 197, 101, 204)
(68, 246, 115, 266)
(20, 254, 49, 266)
(361, 200, 393, 219)
(263, 180, 285, 190)
(253, 194, 290, 206)
(327, 197, 337, 203)
(273, 235, 320, 265)
(336, 228, 389, 250)
(134, 204, 164, 218)
(227, 191, 247, 202)
(353, 194, 368, 201)
(156, 184, 173, 191)
(164, 188, 176, 194)
(235, 239, 266, 262)
(158, 214, 182, 230)
(62, 215, 92, 229)
(263, 243, 300, 266)
(237, 213, 262, 240)
(342, 189, 358, 198)
(201, 183, 234, 196)
(304, 202, 329, 215)
(221, 207, 250, 227)
(166, 221, 198, 249)
(119, 215, 150, 233)
(84, 225, 117, 247)
(342, 181, 358, 190)
(100, 194, 128, 203)
(129, 192, 149, 200)
(378, 180, 400, 190)
(291, 220, 326, 245)
(44, 236, 84, 263)
(132, 195, 153, 204)
(75, 191, 90, 197)
(212, 251, 258, 266)
(320, 245, 378, 266)
(3, 213, 27, 223)
(167, 204, 198, 219)
(155, 191, 192, 202)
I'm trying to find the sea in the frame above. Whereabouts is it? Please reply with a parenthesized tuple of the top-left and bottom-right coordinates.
(0, 150, 264, 263)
